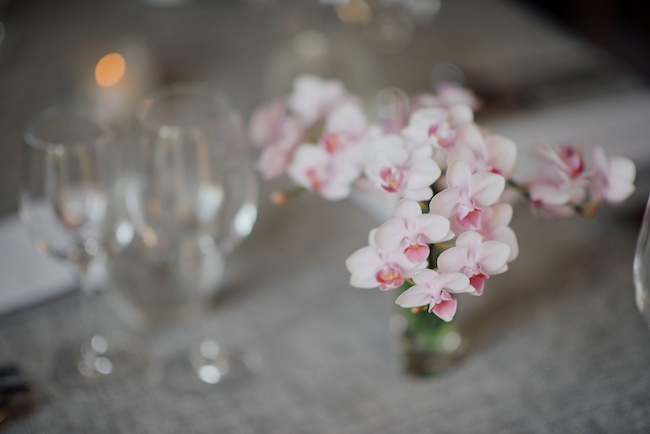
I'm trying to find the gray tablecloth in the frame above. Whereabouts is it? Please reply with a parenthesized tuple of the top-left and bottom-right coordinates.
(2, 184, 650, 433)
(2, 0, 650, 432)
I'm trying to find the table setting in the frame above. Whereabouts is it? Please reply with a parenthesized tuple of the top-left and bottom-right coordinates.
(1, 0, 650, 432)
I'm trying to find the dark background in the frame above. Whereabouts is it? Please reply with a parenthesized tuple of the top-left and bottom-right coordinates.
(515, 0, 650, 80)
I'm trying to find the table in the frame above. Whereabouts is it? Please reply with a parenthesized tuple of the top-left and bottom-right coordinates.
(1, 0, 650, 432)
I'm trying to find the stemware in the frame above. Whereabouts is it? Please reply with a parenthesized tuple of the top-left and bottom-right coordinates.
(19, 105, 146, 397)
(634, 194, 650, 326)
(127, 83, 258, 390)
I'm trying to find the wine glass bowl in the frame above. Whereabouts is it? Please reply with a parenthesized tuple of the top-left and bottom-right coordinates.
(130, 84, 257, 260)
(128, 83, 259, 389)
(19, 105, 145, 396)
(634, 194, 650, 326)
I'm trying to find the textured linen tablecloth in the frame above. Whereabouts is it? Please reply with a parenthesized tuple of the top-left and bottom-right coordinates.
(2, 183, 650, 433)
(2, 0, 650, 432)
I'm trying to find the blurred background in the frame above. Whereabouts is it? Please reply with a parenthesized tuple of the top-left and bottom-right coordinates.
(0, 0, 648, 219)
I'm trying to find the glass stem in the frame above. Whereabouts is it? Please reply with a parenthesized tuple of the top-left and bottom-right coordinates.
(77, 258, 113, 377)
(179, 244, 230, 384)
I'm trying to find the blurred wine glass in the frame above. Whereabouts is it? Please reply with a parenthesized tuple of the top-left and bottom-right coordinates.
(19, 105, 146, 397)
(634, 194, 650, 326)
(128, 83, 258, 390)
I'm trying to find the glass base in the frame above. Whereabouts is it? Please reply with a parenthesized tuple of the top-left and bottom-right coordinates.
(42, 336, 149, 401)
(161, 339, 262, 403)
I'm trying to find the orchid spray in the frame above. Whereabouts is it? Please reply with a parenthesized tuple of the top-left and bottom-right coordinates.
(249, 74, 637, 324)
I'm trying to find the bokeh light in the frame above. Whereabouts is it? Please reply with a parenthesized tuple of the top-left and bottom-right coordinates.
(95, 53, 126, 88)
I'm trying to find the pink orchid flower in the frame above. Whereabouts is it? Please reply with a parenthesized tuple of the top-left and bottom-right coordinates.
(589, 147, 636, 204)
(477, 203, 519, 262)
(437, 231, 510, 296)
(534, 143, 587, 181)
(402, 106, 474, 154)
(249, 100, 291, 148)
(527, 181, 586, 216)
(287, 74, 348, 125)
(346, 229, 428, 290)
(374, 199, 454, 263)
(319, 102, 369, 164)
(526, 143, 590, 215)
(255, 116, 306, 179)
(287, 144, 360, 200)
(429, 160, 505, 232)
(365, 134, 442, 201)
(394, 269, 470, 321)
(249, 100, 307, 179)
(448, 124, 517, 177)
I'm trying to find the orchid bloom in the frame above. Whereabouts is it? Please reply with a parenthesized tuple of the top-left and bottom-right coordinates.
(402, 106, 474, 155)
(589, 147, 636, 204)
(374, 199, 454, 263)
(429, 160, 505, 232)
(526, 143, 590, 215)
(249, 100, 291, 148)
(287, 74, 348, 125)
(249, 101, 307, 179)
(437, 231, 510, 296)
(287, 144, 360, 200)
(448, 124, 517, 177)
(535, 143, 587, 181)
(319, 102, 369, 164)
(477, 203, 519, 262)
(365, 134, 442, 201)
(255, 116, 306, 179)
(346, 229, 427, 290)
(527, 181, 586, 216)
(394, 269, 470, 321)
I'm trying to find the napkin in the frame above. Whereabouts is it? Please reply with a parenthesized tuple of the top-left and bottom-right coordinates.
(0, 214, 76, 316)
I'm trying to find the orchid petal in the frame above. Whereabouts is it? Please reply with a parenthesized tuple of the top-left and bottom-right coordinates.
(346, 247, 381, 288)
(605, 156, 636, 203)
(402, 187, 434, 201)
(325, 102, 366, 135)
(414, 214, 452, 243)
(455, 231, 483, 249)
(429, 187, 461, 217)
(434, 272, 471, 293)
(488, 226, 519, 262)
(470, 172, 505, 205)
(477, 241, 510, 274)
(374, 218, 409, 252)
(446, 160, 472, 188)
(412, 268, 439, 285)
(404, 244, 430, 262)
(431, 292, 457, 321)
(486, 135, 517, 176)
(406, 160, 442, 190)
(394, 199, 423, 219)
(437, 246, 469, 273)
(488, 203, 513, 227)
(395, 285, 434, 309)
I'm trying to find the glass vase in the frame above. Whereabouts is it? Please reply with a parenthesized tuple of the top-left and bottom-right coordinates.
(392, 282, 463, 376)
(396, 308, 462, 376)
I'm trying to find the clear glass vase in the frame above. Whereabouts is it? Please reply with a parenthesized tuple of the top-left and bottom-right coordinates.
(396, 308, 462, 376)
(391, 280, 463, 376)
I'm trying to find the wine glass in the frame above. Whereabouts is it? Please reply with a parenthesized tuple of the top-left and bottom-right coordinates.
(634, 194, 650, 326)
(19, 105, 147, 397)
(127, 83, 258, 391)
